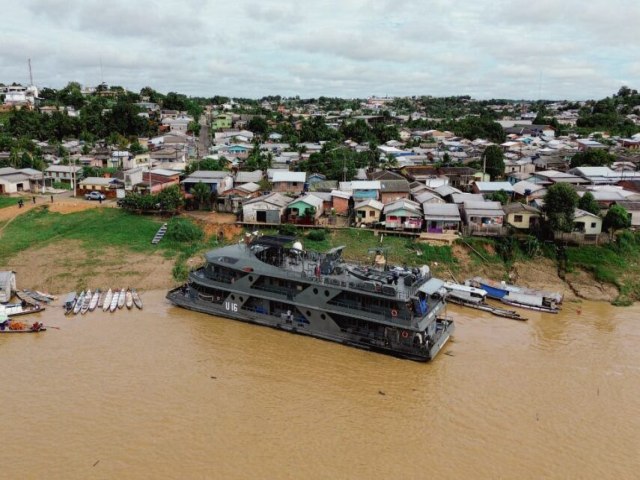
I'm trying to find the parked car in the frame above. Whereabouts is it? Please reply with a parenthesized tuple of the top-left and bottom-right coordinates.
(84, 191, 106, 201)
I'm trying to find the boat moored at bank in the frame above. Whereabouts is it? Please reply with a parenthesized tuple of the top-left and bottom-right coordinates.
(167, 235, 455, 362)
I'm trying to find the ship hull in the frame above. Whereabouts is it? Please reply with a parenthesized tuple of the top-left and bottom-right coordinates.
(167, 287, 454, 362)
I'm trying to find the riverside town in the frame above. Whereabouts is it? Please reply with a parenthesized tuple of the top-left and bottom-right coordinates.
(2, 78, 640, 478)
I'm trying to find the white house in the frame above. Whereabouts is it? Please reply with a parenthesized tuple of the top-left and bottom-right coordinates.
(573, 208, 602, 234)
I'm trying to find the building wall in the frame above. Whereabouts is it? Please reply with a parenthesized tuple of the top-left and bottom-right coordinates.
(506, 212, 538, 229)
(243, 202, 284, 223)
(379, 191, 409, 204)
(355, 207, 381, 225)
(332, 196, 349, 215)
(272, 181, 304, 194)
(574, 216, 602, 234)
(0, 180, 30, 194)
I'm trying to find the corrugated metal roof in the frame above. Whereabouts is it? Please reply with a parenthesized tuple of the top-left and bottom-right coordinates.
(272, 171, 306, 183)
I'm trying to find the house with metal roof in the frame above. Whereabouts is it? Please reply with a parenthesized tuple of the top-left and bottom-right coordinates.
(271, 171, 306, 194)
(502, 203, 541, 230)
(0, 167, 37, 194)
(242, 192, 290, 224)
(235, 170, 263, 185)
(423, 203, 462, 233)
(383, 199, 423, 230)
(472, 181, 515, 196)
(354, 199, 384, 226)
(379, 179, 411, 204)
(568, 167, 640, 185)
(182, 170, 234, 194)
(462, 201, 505, 236)
(286, 194, 324, 224)
(573, 209, 602, 234)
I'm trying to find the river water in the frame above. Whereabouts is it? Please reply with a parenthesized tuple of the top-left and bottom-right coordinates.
(1, 291, 639, 479)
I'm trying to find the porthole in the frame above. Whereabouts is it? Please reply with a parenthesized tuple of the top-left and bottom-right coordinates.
(231, 295, 235, 300)
(313, 288, 318, 294)
(239, 297, 243, 302)
(324, 290, 330, 297)
(306, 310, 311, 316)
(320, 314, 326, 320)
(249, 276, 254, 282)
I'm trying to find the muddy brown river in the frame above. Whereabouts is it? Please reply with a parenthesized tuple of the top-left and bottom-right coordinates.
(1, 290, 639, 479)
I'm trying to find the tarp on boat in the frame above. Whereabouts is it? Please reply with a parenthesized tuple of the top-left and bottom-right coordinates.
(0, 271, 16, 303)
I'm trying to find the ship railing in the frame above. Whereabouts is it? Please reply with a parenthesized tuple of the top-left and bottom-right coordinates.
(327, 299, 411, 324)
(251, 284, 293, 297)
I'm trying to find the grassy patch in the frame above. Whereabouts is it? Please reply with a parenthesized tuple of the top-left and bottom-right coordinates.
(0, 207, 218, 283)
(567, 239, 640, 305)
(0, 197, 19, 209)
(0, 207, 168, 264)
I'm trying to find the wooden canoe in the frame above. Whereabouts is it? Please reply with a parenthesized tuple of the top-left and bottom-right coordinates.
(89, 289, 101, 312)
(117, 288, 125, 309)
(73, 291, 85, 315)
(132, 289, 143, 310)
(103, 289, 113, 312)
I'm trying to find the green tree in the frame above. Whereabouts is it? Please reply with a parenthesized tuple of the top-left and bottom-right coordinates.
(481, 145, 505, 180)
(129, 140, 146, 156)
(577, 192, 600, 215)
(570, 149, 616, 168)
(603, 204, 631, 233)
(543, 183, 579, 232)
(487, 190, 509, 205)
(192, 181, 211, 210)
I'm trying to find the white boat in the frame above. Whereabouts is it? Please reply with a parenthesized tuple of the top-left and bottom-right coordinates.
(125, 289, 133, 309)
(81, 289, 92, 315)
(117, 288, 126, 309)
(132, 289, 143, 310)
(73, 291, 85, 315)
(102, 289, 113, 312)
(109, 290, 119, 312)
(89, 289, 101, 312)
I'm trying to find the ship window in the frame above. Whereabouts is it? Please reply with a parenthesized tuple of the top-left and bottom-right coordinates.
(239, 297, 243, 302)
(321, 314, 326, 320)
(249, 276, 253, 281)
(231, 295, 236, 300)
(313, 288, 318, 294)
(306, 310, 311, 316)
(324, 290, 330, 297)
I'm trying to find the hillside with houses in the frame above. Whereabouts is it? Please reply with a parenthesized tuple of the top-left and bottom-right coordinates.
(1, 83, 640, 246)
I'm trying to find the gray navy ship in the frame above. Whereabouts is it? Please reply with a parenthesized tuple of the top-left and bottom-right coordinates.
(167, 234, 454, 361)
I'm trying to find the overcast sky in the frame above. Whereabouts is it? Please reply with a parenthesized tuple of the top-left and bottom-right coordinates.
(1, 0, 638, 100)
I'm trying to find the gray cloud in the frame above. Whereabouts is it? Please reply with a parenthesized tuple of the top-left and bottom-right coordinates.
(0, 0, 637, 99)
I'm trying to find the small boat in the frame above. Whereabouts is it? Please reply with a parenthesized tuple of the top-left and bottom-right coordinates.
(63, 292, 77, 315)
(89, 289, 101, 312)
(131, 289, 143, 310)
(16, 290, 40, 306)
(117, 288, 126, 309)
(109, 290, 119, 312)
(443, 282, 526, 321)
(0, 304, 46, 317)
(467, 277, 563, 311)
(23, 289, 53, 303)
(0, 318, 46, 333)
(500, 295, 560, 314)
(81, 289, 92, 315)
(35, 290, 57, 301)
(103, 289, 113, 312)
(97, 290, 105, 310)
(125, 289, 133, 309)
(73, 291, 85, 315)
